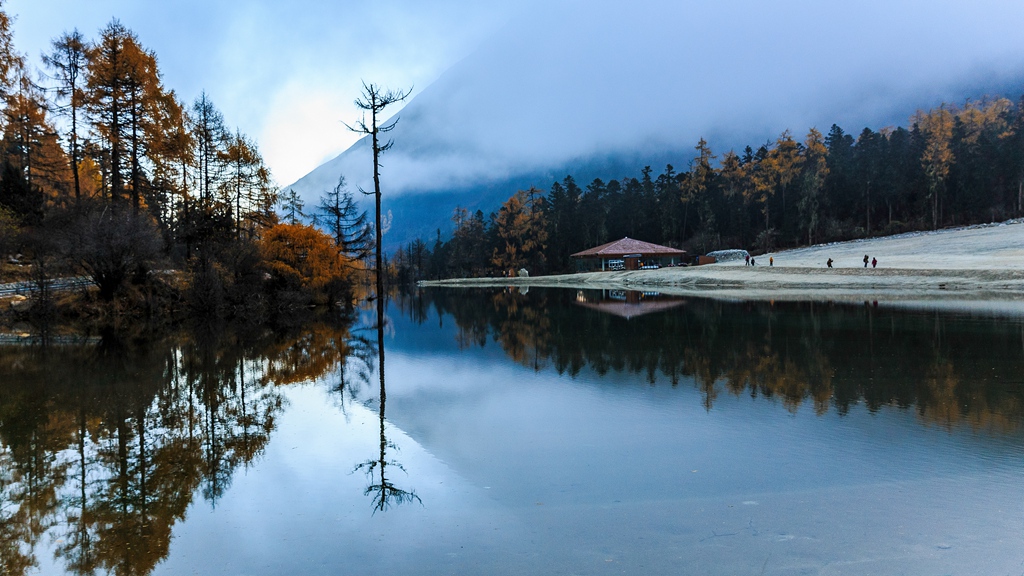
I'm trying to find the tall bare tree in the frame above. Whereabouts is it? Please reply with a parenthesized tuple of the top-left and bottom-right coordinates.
(345, 82, 410, 299)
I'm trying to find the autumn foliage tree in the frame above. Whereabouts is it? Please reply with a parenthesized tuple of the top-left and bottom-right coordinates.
(2, 71, 69, 218)
(0, 6, 301, 320)
(43, 30, 89, 201)
(396, 96, 1024, 282)
(259, 223, 352, 306)
(492, 187, 547, 274)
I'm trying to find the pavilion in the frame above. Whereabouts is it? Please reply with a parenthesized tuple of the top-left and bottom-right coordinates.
(570, 237, 687, 272)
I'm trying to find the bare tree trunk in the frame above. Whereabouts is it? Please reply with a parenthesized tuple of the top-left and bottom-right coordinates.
(71, 101, 81, 201)
(347, 82, 411, 300)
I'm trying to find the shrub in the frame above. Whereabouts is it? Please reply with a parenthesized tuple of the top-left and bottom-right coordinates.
(259, 223, 352, 306)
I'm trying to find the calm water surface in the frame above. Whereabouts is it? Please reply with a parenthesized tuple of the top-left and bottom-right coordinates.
(3, 288, 1024, 575)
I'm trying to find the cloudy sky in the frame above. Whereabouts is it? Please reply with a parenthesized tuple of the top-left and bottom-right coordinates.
(285, 0, 1024, 202)
(6, 0, 515, 184)
(9, 0, 1024, 197)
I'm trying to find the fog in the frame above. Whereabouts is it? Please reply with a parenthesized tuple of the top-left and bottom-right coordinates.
(289, 0, 1024, 205)
(6, 0, 512, 185)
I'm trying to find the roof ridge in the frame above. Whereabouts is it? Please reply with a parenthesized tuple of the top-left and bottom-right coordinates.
(571, 237, 687, 258)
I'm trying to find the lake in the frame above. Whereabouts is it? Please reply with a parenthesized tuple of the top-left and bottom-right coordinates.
(2, 288, 1024, 575)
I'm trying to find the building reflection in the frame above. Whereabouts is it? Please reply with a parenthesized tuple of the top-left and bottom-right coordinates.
(573, 289, 686, 320)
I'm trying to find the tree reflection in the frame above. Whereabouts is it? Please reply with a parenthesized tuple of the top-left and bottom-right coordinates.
(0, 316, 356, 576)
(353, 295, 420, 513)
(404, 288, 1024, 432)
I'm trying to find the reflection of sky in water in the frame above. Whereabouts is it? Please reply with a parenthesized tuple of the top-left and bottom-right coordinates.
(133, 306, 1024, 574)
(142, 384, 511, 576)
(20, 296, 1024, 575)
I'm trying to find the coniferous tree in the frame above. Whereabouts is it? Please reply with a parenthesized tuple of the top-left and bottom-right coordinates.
(915, 106, 954, 229)
(189, 92, 227, 209)
(316, 175, 371, 261)
(492, 188, 547, 274)
(43, 29, 89, 201)
(798, 128, 828, 245)
(281, 188, 305, 225)
(854, 127, 885, 236)
(2, 67, 68, 216)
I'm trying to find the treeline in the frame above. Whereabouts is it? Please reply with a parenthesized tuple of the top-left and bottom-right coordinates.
(0, 6, 369, 320)
(393, 97, 1024, 280)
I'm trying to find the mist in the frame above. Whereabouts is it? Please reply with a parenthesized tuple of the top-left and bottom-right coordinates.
(288, 0, 1024, 209)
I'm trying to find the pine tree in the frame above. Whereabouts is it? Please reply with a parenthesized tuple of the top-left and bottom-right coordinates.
(316, 175, 371, 261)
(43, 29, 89, 201)
(281, 188, 305, 225)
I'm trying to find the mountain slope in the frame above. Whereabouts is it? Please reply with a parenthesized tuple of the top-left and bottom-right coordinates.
(284, 0, 1024, 249)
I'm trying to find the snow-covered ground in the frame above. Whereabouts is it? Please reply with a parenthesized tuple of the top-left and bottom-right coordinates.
(751, 219, 1024, 270)
(424, 219, 1024, 313)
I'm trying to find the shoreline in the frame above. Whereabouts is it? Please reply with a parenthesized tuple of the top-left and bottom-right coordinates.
(419, 220, 1024, 314)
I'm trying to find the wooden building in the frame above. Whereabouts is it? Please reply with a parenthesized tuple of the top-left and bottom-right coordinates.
(571, 237, 687, 272)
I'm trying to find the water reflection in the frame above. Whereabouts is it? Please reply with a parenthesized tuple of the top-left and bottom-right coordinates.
(354, 296, 421, 512)
(574, 289, 686, 319)
(3, 288, 1024, 574)
(404, 288, 1024, 432)
(0, 322, 352, 576)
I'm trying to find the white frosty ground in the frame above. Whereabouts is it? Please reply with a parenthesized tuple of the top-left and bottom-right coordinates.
(422, 219, 1024, 313)
(753, 219, 1024, 270)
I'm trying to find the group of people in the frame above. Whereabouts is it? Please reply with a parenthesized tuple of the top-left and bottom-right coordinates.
(742, 253, 879, 268)
(744, 255, 774, 266)
(825, 255, 878, 268)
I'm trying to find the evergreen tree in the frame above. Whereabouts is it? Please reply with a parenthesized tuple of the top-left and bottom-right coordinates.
(492, 188, 547, 274)
(281, 188, 305, 225)
(316, 175, 371, 261)
(43, 29, 89, 201)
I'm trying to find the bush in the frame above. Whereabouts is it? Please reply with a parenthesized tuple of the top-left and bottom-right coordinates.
(259, 223, 353, 307)
(64, 203, 163, 300)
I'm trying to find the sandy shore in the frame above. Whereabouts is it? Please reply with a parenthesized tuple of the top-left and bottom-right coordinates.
(420, 219, 1024, 314)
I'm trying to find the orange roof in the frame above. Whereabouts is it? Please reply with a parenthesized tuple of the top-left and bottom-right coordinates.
(571, 237, 687, 258)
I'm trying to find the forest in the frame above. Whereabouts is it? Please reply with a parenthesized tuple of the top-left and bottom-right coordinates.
(4, 0, 1024, 315)
(0, 5, 370, 325)
(394, 97, 1024, 281)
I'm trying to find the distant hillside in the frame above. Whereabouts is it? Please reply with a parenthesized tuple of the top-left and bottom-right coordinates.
(282, 0, 1024, 250)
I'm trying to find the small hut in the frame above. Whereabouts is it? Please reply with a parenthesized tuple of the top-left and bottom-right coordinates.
(571, 237, 687, 272)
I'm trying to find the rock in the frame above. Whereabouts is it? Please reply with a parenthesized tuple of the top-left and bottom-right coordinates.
(518, 268, 530, 278)
(706, 249, 750, 262)
(10, 296, 33, 313)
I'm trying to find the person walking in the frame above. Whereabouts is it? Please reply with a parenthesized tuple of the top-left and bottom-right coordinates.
(769, 256, 774, 267)
(745, 254, 750, 266)
(872, 257, 877, 268)
(751, 258, 756, 266)
(863, 254, 869, 268)
(827, 258, 833, 268)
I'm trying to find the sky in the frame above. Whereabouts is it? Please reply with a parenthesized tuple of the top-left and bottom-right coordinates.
(9, 0, 1024, 200)
(6, 0, 515, 185)
(287, 0, 1024, 204)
